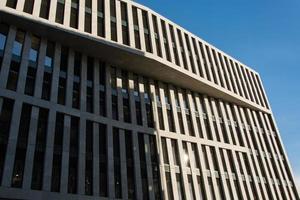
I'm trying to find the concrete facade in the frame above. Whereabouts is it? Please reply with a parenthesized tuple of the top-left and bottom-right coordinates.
(0, 0, 299, 199)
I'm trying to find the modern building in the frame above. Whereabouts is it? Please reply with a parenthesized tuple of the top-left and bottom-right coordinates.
(0, 0, 299, 199)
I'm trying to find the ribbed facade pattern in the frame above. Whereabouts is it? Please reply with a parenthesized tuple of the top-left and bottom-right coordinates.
(0, 0, 299, 200)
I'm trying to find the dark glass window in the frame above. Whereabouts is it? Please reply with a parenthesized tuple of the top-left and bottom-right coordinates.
(125, 131, 135, 199)
(72, 52, 81, 109)
(85, 120, 93, 195)
(0, 23, 9, 68)
(23, 0, 34, 13)
(0, 98, 14, 183)
(142, 11, 152, 53)
(121, 2, 129, 45)
(113, 128, 122, 198)
(55, 0, 65, 24)
(152, 15, 162, 57)
(6, 0, 18, 8)
(44, 41, 55, 70)
(161, 20, 171, 61)
(31, 108, 49, 190)
(112, 95, 118, 120)
(12, 30, 25, 57)
(57, 46, 68, 105)
(6, 61, 21, 91)
(40, 0, 51, 19)
(110, 0, 117, 41)
(24, 66, 36, 96)
(70, 0, 79, 28)
(135, 102, 142, 125)
(28, 35, 40, 66)
(169, 25, 179, 65)
(11, 103, 31, 188)
(149, 135, 161, 199)
(84, 0, 92, 33)
(132, 7, 140, 49)
(185, 33, 196, 74)
(86, 57, 94, 113)
(68, 116, 79, 194)
(51, 112, 64, 192)
(41, 72, 52, 100)
(177, 29, 187, 70)
(97, 0, 105, 37)
(138, 134, 149, 199)
(99, 123, 107, 196)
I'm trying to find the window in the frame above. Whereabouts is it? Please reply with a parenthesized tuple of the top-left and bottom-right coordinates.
(0, 98, 14, 183)
(68, 116, 79, 194)
(55, 0, 65, 24)
(99, 123, 107, 196)
(121, 2, 129, 45)
(24, 67, 36, 96)
(44, 41, 55, 70)
(138, 134, 149, 199)
(161, 138, 169, 164)
(6, 0, 18, 8)
(185, 33, 196, 74)
(125, 131, 135, 199)
(142, 11, 152, 53)
(132, 7, 140, 49)
(177, 29, 187, 70)
(110, 0, 117, 41)
(51, 112, 64, 192)
(152, 15, 162, 57)
(57, 46, 68, 105)
(85, 120, 93, 195)
(0, 23, 9, 70)
(72, 52, 81, 109)
(86, 57, 94, 113)
(31, 108, 49, 190)
(70, 0, 79, 28)
(23, 0, 34, 14)
(11, 103, 31, 188)
(28, 35, 40, 66)
(84, 0, 92, 33)
(6, 61, 21, 91)
(169, 25, 179, 65)
(40, 0, 51, 19)
(41, 72, 52, 100)
(12, 30, 25, 57)
(113, 128, 122, 198)
(161, 20, 171, 61)
(97, 0, 105, 37)
(112, 95, 118, 120)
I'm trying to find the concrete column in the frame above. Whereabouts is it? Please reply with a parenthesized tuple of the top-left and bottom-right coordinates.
(235, 62, 249, 98)
(16, 0, 25, 11)
(188, 35, 200, 76)
(208, 47, 221, 85)
(225, 103, 240, 146)
(168, 85, 181, 134)
(248, 71, 262, 106)
(42, 109, 57, 191)
(164, 22, 175, 63)
(242, 67, 256, 102)
(147, 11, 157, 55)
(252, 111, 283, 200)
(23, 106, 40, 189)
(138, 76, 147, 127)
(144, 134, 155, 200)
(195, 40, 208, 80)
(1, 100, 23, 186)
(180, 30, 192, 72)
(127, 3, 135, 48)
(16, 32, 31, 93)
(60, 115, 71, 193)
(0, 26, 17, 88)
(119, 129, 128, 199)
(158, 82, 170, 132)
(194, 94, 208, 139)
(80, 55, 87, 112)
(239, 107, 266, 199)
(50, 43, 61, 104)
(91, 0, 98, 35)
(172, 24, 182, 66)
(214, 50, 228, 89)
(137, 8, 146, 51)
(231, 62, 245, 97)
(65, 49, 74, 108)
(92, 122, 100, 196)
(104, 0, 111, 40)
(132, 131, 143, 200)
(201, 43, 214, 83)
(219, 54, 233, 91)
(77, 117, 86, 195)
(115, 0, 122, 44)
(219, 101, 234, 144)
(32, 0, 41, 17)
(33, 38, 47, 98)
(78, 0, 85, 32)
(106, 125, 115, 198)
(156, 16, 166, 60)
(165, 138, 179, 200)
(186, 91, 200, 138)
(93, 59, 100, 116)
(49, 0, 58, 22)
(128, 72, 137, 125)
(203, 95, 217, 141)
(210, 98, 224, 142)
(177, 89, 189, 136)
(63, 0, 71, 26)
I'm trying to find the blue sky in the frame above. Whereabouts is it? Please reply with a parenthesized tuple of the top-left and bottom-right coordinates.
(137, 0, 300, 190)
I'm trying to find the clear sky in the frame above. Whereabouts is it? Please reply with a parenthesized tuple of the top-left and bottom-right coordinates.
(136, 0, 300, 190)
